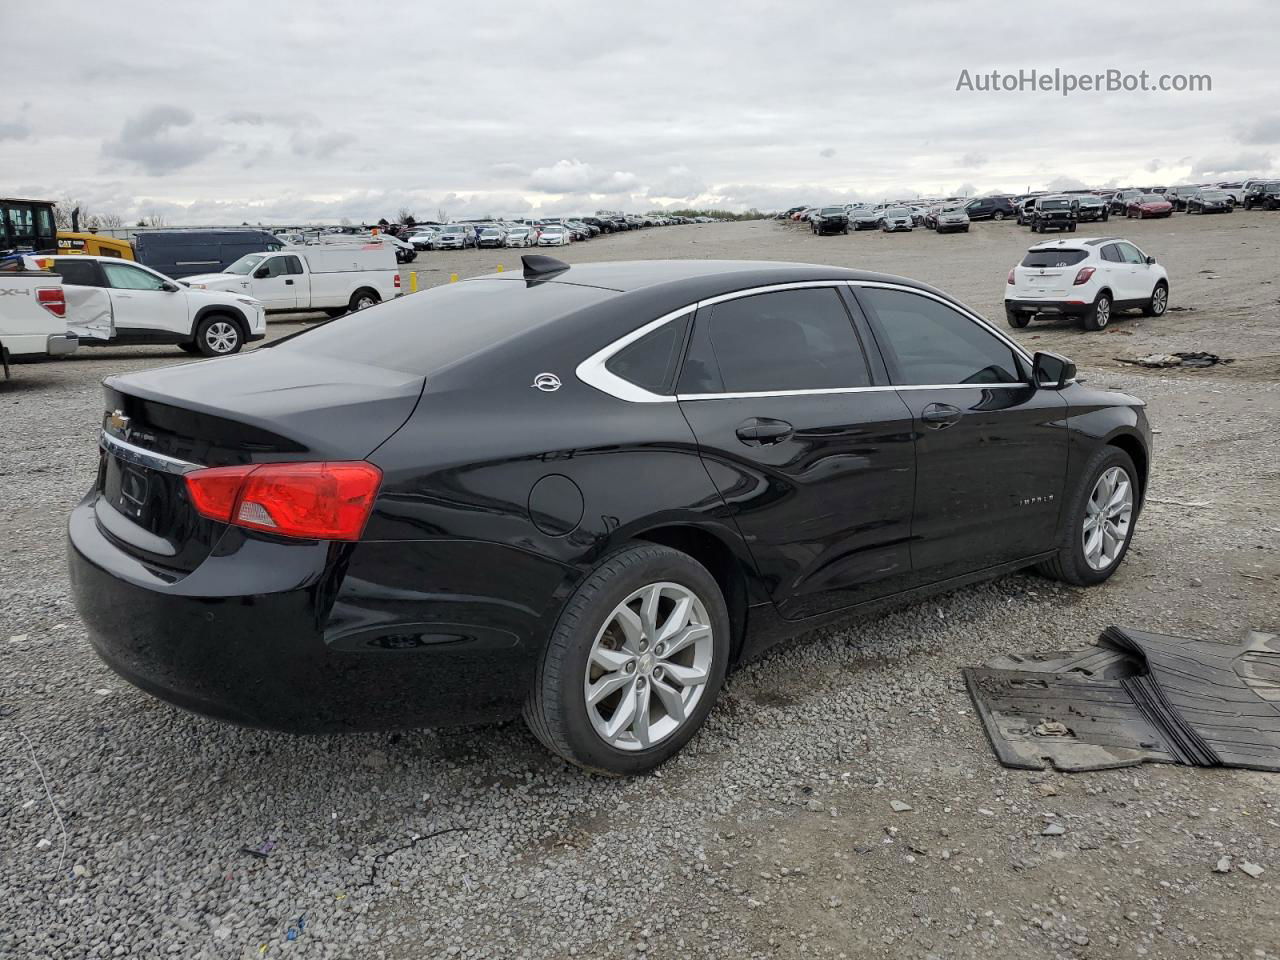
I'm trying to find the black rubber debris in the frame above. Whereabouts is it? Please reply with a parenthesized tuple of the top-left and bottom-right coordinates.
(965, 626, 1280, 772)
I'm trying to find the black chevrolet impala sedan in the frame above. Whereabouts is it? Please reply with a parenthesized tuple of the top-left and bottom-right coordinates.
(69, 257, 1151, 775)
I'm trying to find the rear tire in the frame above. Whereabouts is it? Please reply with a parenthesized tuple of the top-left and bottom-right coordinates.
(1082, 291, 1112, 331)
(194, 315, 243, 356)
(992, 211, 1005, 221)
(349, 289, 379, 312)
(1006, 307, 1031, 328)
(178, 342, 201, 355)
(1037, 446, 1139, 586)
(523, 543, 730, 776)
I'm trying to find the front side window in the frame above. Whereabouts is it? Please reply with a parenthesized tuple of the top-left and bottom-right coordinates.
(685, 288, 870, 394)
(258, 256, 290, 278)
(858, 288, 1022, 386)
(1115, 242, 1146, 264)
(101, 262, 168, 291)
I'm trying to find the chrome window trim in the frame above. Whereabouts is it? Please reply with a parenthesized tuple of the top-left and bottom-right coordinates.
(574, 305, 694, 404)
(100, 430, 201, 476)
(575, 279, 1036, 403)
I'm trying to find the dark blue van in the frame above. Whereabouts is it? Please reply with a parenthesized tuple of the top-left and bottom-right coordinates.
(133, 229, 282, 279)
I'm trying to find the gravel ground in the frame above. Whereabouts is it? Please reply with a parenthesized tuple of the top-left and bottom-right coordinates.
(2, 217, 1278, 959)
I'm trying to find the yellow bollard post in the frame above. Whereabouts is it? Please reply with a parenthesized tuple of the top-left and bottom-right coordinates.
(449, 273, 459, 283)
(496, 264, 504, 273)
(409, 271, 418, 293)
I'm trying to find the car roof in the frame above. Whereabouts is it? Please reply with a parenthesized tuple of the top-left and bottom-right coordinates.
(467, 259, 942, 299)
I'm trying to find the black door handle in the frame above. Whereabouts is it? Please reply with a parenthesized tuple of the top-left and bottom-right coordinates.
(735, 417, 794, 445)
(921, 402, 962, 429)
(285, 279, 294, 285)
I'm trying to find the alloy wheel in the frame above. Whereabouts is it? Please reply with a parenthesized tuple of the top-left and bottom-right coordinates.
(205, 321, 239, 354)
(1095, 296, 1111, 327)
(583, 582, 714, 751)
(1151, 285, 1168, 315)
(1082, 466, 1133, 571)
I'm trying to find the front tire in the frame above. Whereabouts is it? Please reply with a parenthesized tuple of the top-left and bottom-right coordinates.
(1143, 281, 1169, 316)
(523, 543, 730, 776)
(992, 211, 1005, 222)
(194, 315, 243, 356)
(1038, 447, 1139, 586)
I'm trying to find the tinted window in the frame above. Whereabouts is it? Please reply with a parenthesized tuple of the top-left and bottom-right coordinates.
(50, 259, 103, 286)
(858, 288, 1022, 386)
(1022, 250, 1088, 267)
(283, 255, 303, 274)
(101, 262, 168, 291)
(691, 288, 869, 394)
(282, 278, 615, 375)
(1101, 244, 1123, 263)
(605, 314, 691, 395)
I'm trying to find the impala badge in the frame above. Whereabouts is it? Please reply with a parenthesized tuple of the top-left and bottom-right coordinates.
(532, 373, 561, 393)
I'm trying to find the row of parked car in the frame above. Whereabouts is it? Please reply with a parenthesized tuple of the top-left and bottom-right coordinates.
(785, 176, 1280, 239)
(395, 214, 709, 252)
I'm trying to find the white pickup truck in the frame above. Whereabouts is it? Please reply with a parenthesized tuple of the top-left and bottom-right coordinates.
(184, 244, 401, 317)
(0, 256, 78, 376)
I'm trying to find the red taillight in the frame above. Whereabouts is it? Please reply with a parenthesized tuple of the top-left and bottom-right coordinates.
(1007, 268, 1016, 285)
(1073, 267, 1096, 285)
(37, 287, 66, 317)
(393, 274, 401, 288)
(185, 461, 382, 541)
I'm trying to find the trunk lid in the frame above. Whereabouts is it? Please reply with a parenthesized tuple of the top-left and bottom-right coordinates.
(94, 351, 424, 573)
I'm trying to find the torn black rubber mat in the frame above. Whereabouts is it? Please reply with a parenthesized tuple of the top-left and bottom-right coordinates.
(964, 626, 1280, 772)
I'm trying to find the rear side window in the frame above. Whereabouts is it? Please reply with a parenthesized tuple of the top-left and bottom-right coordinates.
(858, 288, 1022, 386)
(684, 288, 870, 394)
(605, 314, 690, 395)
(1021, 250, 1088, 267)
(1101, 244, 1122, 262)
(50, 259, 104, 286)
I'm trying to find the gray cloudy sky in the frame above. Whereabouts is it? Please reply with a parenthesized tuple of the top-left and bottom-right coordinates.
(2, 0, 1277, 224)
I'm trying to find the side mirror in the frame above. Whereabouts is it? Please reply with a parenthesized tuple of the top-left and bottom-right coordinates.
(1146, 255, 1156, 264)
(161, 282, 178, 292)
(253, 266, 270, 279)
(1033, 351, 1076, 389)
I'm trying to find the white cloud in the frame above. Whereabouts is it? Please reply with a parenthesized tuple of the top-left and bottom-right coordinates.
(527, 159, 640, 195)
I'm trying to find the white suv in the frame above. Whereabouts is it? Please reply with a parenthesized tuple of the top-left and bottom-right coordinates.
(1004, 237, 1169, 332)
(46, 256, 266, 355)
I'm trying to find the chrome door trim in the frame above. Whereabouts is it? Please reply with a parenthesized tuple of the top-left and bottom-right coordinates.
(575, 279, 1035, 404)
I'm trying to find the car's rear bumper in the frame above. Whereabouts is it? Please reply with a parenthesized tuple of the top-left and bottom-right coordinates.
(1004, 298, 1090, 317)
(67, 497, 556, 733)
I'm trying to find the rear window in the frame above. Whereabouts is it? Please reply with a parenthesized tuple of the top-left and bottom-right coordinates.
(1021, 249, 1088, 267)
(279, 278, 615, 376)
(1039, 199, 1070, 210)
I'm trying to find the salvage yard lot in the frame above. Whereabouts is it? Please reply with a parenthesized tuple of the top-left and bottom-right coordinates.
(2, 216, 1278, 959)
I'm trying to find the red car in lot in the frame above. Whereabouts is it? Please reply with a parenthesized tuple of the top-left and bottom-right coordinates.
(1126, 194, 1173, 219)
